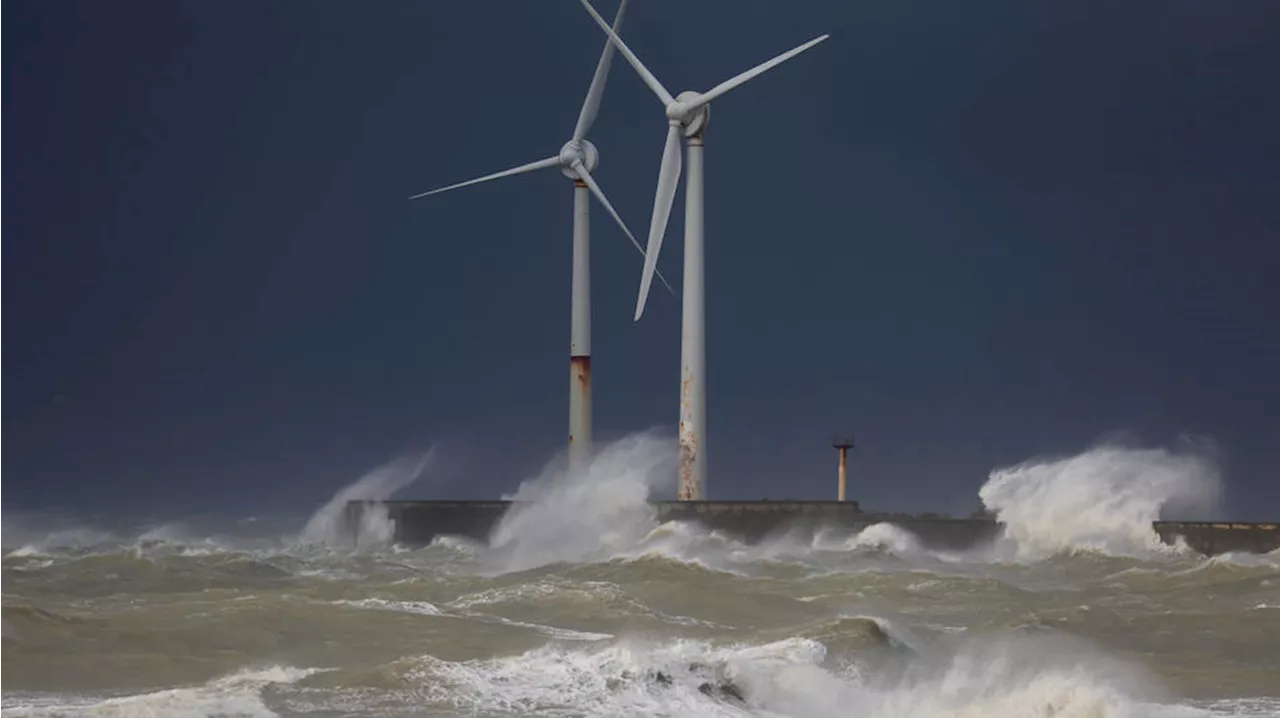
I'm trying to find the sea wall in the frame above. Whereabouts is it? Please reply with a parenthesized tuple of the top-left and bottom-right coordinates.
(346, 500, 1280, 556)
(652, 501, 1003, 549)
(1155, 521, 1280, 556)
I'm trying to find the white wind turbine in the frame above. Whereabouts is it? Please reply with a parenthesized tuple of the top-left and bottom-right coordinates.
(409, 0, 670, 473)
(580, 0, 829, 500)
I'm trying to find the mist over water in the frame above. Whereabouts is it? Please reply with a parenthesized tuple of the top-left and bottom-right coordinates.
(297, 450, 433, 548)
(3, 435, 1277, 717)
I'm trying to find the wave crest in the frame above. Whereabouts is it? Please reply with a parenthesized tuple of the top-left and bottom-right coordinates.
(979, 445, 1223, 560)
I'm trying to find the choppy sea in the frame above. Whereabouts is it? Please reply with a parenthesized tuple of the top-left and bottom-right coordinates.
(4, 437, 1278, 717)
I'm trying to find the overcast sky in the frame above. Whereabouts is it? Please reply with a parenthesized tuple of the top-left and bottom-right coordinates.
(5, 0, 1278, 519)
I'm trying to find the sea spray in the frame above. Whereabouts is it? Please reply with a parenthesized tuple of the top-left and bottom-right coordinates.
(297, 449, 434, 548)
(414, 632, 1200, 718)
(2, 522, 118, 558)
(979, 445, 1223, 560)
(844, 523, 926, 555)
(838, 633, 1187, 718)
(7, 441, 1277, 717)
(487, 431, 678, 572)
(1, 665, 325, 718)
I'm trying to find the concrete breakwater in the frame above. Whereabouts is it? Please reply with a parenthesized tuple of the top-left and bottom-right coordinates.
(345, 500, 1280, 556)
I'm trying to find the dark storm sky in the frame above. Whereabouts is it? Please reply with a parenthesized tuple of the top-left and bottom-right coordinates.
(5, 0, 1279, 519)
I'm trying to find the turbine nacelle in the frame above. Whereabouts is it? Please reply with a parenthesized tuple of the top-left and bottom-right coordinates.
(668, 91, 710, 137)
(407, 0, 672, 296)
(558, 139, 601, 180)
(577, 0, 827, 320)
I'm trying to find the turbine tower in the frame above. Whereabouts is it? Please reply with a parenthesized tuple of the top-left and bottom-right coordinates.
(409, 0, 670, 473)
(580, 0, 829, 500)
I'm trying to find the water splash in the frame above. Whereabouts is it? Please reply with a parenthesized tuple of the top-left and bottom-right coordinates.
(487, 431, 678, 572)
(413, 632, 1210, 718)
(1, 508, 131, 557)
(297, 450, 434, 549)
(979, 445, 1223, 560)
(845, 523, 926, 555)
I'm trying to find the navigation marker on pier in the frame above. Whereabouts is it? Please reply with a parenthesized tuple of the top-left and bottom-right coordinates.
(832, 436, 855, 502)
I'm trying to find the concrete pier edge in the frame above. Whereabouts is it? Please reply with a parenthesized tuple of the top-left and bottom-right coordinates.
(344, 500, 1280, 556)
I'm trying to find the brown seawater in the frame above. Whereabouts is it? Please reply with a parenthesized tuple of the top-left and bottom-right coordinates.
(4, 437, 1278, 717)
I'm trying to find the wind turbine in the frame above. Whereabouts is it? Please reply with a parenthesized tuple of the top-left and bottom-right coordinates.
(580, 0, 829, 500)
(409, 0, 670, 473)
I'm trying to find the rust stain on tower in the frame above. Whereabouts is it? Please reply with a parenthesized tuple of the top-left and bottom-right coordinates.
(678, 422, 699, 500)
(571, 355, 592, 393)
(569, 356, 591, 450)
(678, 374, 699, 500)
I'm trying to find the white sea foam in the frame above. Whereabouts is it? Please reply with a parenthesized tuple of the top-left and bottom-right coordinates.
(978, 445, 1223, 560)
(1, 665, 323, 718)
(5, 437, 1274, 718)
(845, 522, 927, 555)
(334, 598, 445, 616)
(409, 633, 1233, 718)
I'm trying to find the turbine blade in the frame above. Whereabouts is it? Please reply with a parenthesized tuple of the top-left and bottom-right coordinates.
(635, 124, 684, 321)
(408, 155, 561, 200)
(572, 0, 627, 141)
(691, 34, 830, 110)
(573, 161, 675, 296)
(578, 0, 674, 107)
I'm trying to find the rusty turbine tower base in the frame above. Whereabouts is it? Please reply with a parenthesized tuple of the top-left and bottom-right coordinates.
(408, 0, 671, 475)
(579, 0, 830, 499)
